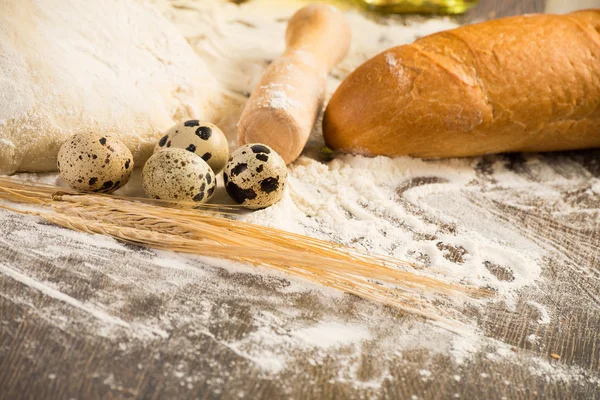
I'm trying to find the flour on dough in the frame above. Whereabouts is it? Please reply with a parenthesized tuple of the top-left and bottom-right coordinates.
(0, 0, 223, 174)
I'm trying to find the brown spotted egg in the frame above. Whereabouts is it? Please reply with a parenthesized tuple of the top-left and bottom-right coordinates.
(223, 144, 287, 209)
(57, 132, 133, 193)
(142, 148, 216, 204)
(154, 120, 229, 174)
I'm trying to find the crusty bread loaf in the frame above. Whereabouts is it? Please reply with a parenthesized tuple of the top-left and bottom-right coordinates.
(323, 10, 600, 158)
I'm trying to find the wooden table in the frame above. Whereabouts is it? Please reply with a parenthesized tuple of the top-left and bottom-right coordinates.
(3, 1, 600, 399)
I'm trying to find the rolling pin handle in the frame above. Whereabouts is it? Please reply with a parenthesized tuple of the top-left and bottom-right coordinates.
(237, 3, 351, 164)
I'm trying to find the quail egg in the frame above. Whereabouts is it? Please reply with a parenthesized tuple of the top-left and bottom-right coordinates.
(223, 143, 287, 209)
(57, 132, 134, 193)
(142, 148, 216, 204)
(154, 120, 229, 174)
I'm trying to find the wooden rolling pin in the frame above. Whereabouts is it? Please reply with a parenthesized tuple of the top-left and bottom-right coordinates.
(237, 3, 351, 164)
(323, 10, 600, 158)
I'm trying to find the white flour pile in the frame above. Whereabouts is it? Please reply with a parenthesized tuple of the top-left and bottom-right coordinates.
(0, 0, 223, 173)
(2, 0, 600, 391)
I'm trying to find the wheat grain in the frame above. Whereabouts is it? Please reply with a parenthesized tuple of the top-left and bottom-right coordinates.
(0, 176, 489, 326)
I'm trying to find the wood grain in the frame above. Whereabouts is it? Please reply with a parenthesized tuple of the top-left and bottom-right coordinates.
(3, 1, 600, 400)
(465, 0, 545, 20)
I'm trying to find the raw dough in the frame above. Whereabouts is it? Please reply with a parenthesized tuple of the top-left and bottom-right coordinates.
(0, 0, 222, 175)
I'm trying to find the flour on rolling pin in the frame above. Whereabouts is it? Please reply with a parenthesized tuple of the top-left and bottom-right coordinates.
(254, 83, 301, 111)
(238, 4, 351, 164)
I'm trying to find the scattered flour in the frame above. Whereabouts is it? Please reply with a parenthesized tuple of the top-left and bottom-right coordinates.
(0, 262, 130, 329)
(385, 52, 398, 67)
(290, 321, 371, 349)
(528, 334, 539, 344)
(0, 138, 15, 147)
(257, 84, 301, 111)
(1, 0, 598, 391)
(526, 301, 552, 325)
(591, 180, 600, 195)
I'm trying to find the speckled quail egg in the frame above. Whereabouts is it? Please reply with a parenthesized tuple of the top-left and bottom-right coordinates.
(142, 148, 216, 204)
(154, 120, 229, 174)
(223, 143, 287, 209)
(57, 132, 134, 193)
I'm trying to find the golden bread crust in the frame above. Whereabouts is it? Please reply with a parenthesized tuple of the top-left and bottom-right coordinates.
(323, 11, 600, 158)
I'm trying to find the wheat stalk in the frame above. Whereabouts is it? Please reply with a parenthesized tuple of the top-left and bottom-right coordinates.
(0, 176, 488, 326)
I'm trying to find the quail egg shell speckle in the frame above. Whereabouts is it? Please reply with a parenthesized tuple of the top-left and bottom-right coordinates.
(57, 132, 134, 193)
(223, 143, 287, 209)
(142, 148, 216, 204)
(154, 120, 229, 174)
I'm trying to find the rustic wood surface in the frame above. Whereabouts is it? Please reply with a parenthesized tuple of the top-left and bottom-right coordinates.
(3, 1, 600, 399)
(464, 0, 545, 20)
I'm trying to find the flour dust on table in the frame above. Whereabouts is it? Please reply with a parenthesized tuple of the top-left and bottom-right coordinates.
(2, 0, 600, 397)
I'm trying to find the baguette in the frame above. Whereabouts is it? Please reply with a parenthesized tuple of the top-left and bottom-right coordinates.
(323, 10, 600, 158)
